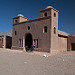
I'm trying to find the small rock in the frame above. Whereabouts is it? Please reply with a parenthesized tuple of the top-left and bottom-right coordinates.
(63, 59, 64, 61)
(43, 54, 48, 57)
(24, 62, 27, 64)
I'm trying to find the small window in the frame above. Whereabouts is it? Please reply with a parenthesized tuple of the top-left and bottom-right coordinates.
(15, 31, 17, 35)
(28, 26, 30, 30)
(44, 26, 47, 33)
(54, 13, 56, 17)
(15, 20, 17, 23)
(44, 12, 47, 16)
(54, 27, 56, 34)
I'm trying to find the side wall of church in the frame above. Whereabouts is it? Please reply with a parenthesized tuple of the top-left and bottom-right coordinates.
(67, 36, 75, 51)
(58, 36, 68, 52)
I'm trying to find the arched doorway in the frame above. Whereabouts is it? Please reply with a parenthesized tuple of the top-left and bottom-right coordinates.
(25, 33, 32, 51)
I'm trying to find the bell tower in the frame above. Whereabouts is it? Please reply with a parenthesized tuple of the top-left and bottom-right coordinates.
(50, 6, 59, 54)
(40, 6, 59, 53)
(40, 6, 53, 18)
(13, 14, 28, 25)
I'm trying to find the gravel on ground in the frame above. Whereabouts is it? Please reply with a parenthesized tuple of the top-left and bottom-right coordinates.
(0, 48, 75, 75)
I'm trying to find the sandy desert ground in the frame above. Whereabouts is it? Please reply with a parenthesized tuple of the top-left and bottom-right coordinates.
(0, 48, 75, 75)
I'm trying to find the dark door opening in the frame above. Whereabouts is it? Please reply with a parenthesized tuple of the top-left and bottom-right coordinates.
(71, 43, 75, 51)
(25, 33, 32, 51)
(0, 39, 3, 48)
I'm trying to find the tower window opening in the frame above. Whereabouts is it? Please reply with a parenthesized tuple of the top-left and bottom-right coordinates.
(15, 31, 17, 35)
(44, 26, 47, 33)
(54, 27, 56, 34)
(44, 12, 47, 16)
(54, 13, 56, 17)
(15, 20, 17, 23)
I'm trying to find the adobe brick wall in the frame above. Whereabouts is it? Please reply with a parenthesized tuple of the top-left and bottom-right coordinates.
(58, 36, 67, 52)
(12, 6, 60, 53)
(67, 36, 75, 51)
(12, 17, 51, 52)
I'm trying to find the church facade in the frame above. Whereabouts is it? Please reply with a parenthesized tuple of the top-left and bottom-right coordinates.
(12, 6, 75, 53)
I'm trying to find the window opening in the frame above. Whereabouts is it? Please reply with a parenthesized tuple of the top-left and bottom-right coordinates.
(44, 26, 47, 33)
(44, 12, 47, 16)
(54, 13, 56, 17)
(54, 27, 56, 34)
(15, 31, 17, 35)
(15, 20, 17, 23)
(28, 26, 30, 30)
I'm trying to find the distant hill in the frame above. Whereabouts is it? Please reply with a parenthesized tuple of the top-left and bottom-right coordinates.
(0, 30, 12, 37)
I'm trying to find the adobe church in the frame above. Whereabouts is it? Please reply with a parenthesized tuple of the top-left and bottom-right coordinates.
(12, 6, 75, 53)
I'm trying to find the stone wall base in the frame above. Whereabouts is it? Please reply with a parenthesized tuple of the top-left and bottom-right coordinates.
(11, 46, 50, 52)
(34, 48, 50, 52)
(50, 50, 59, 54)
(51, 50, 68, 54)
(11, 46, 69, 54)
(11, 46, 23, 50)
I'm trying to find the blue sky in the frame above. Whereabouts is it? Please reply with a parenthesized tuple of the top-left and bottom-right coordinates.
(0, 0, 75, 33)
